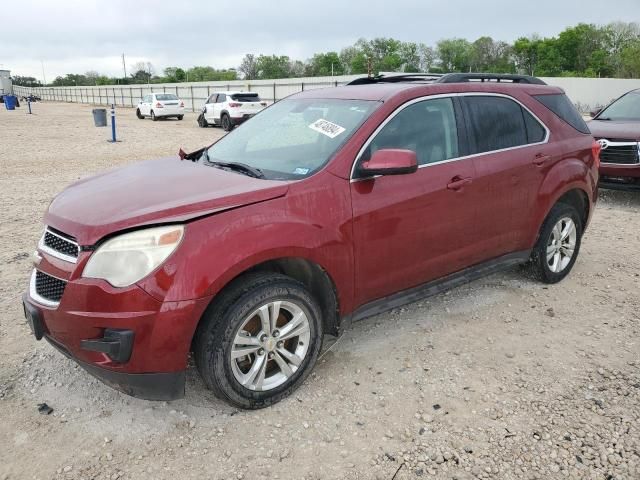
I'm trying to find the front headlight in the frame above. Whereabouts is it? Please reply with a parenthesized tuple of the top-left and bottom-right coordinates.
(83, 225, 184, 287)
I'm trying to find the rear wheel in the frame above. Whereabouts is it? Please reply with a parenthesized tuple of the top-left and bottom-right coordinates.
(221, 113, 232, 132)
(194, 273, 323, 409)
(197, 113, 208, 128)
(151, 110, 157, 121)
(528, 203, 582, 284)
(177, 115, 184, 121)
(136, 109, 144, 119)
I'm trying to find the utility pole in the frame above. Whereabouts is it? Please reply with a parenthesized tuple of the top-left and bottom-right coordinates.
(122, 53, 127, 79)
(41, 60, 47, 85)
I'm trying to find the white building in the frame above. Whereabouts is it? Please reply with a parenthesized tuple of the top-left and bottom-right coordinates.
(0, 69, 12, 94)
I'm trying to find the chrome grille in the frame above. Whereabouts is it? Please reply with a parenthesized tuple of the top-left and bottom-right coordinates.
(34, 270, 67, 304)
(598, 140, 640, 165)
(39, 227, 79, 262)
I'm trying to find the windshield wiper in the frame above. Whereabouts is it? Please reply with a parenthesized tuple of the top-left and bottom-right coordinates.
(204, 155, 264, 179)
(596, 117, 612, 121)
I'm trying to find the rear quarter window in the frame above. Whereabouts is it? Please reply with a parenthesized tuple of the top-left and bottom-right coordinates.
(533, 94, 589, 134)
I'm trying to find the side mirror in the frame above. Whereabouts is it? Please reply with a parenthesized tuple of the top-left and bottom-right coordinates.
(360, 149, 418, 176)
(589, 109, 601, 118)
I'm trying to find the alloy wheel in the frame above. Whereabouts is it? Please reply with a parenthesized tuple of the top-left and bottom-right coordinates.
(230, 301, 310, 391)
(546, 216, 577, 273)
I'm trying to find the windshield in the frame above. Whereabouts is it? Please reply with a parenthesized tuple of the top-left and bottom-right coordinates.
(205, 98, 379, 179)
(597, 91, 640, 121)
(231, 93, 260, 102)
(156, 94, 179, 101)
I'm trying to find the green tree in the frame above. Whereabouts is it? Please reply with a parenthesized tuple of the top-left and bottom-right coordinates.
(436, 38, 472, 72)
(238, 54, 259, 80)
(307, 52, 343, 76)
(256, 55, 292, 79)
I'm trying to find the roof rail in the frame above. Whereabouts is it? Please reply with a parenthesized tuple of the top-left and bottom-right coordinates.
(347, 73, 444, 85)
(435, 73, 546, 85)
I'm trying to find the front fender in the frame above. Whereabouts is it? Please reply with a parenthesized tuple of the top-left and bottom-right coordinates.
(137, 172, 355, 312)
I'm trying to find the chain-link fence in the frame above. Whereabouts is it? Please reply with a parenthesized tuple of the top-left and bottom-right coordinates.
(12, 75, 363, 112)
(12, 75, 640, 114)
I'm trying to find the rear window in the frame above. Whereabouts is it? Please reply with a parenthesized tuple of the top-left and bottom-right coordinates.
(231, 93, 261, 102)
(533, 94, 589, 134)
(156, 94, 179, 101)
(463, 96, 528, 154)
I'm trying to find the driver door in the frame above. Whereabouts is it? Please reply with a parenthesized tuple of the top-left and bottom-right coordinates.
(350, 97, 481, 307)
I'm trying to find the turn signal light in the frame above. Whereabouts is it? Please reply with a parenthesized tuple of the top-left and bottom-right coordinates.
(156, 102, 163, 108)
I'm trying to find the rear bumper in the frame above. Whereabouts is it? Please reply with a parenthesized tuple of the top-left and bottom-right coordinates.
(230, 113, 254, 125)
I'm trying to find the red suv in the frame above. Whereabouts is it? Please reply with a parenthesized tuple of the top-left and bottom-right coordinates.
(23, 73, 599, 409)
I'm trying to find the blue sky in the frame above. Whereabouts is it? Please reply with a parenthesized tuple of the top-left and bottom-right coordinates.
(2, 0, 638, 80)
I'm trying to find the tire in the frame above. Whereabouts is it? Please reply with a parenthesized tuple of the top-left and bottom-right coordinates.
(528, 202, 583, 284)
(177, 115, 184, 121)
(221, 113, 232, 132)
(151, 110, 157, 121)
(197, 113, 208, 128)
(194, 273, 323, 409)
(136, 109, 144, 119)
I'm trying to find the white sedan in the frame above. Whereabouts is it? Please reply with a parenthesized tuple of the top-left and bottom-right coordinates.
(136, 93, 185, 121)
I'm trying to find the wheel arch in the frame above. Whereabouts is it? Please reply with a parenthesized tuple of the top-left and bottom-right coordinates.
(190, 256, 342, 351)
(532, 185, 591, 247)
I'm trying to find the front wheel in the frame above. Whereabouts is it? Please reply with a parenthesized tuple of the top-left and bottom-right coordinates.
(136, 109, 144, 119)
(197, 113, 208, 128)
(194, 273, 323, 409)
(528, 203, 583, 284)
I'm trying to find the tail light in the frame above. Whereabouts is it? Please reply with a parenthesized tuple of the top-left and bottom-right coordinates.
(260, 102, 267, 107)
(156, 102, 163, 108)
(592, 140, 601, 168)
(228, 102, 241, 108)
(180, 101, 184, 107)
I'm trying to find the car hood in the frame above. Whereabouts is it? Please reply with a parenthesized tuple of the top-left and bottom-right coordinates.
(588, 120, 640, 141)
(44, 156, 290, 245)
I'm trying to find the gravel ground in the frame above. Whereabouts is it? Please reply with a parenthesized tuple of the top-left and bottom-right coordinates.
(1, 102, 639, 480)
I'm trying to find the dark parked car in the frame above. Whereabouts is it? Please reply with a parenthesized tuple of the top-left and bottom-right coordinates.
(589, 88, 640, 191)
(23, 73, 599, 409)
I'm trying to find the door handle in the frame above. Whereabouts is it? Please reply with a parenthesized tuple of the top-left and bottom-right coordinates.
(533, 153, 551, 166)
(447, 176, 473, 191)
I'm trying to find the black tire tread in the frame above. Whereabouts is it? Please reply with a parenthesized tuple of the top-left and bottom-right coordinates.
(193, 272, 322, 409)
(527, 202, 583, 284)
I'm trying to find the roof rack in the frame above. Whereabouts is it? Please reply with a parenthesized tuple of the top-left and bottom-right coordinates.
(435, 73, 546, 85)
(346, 72, 546, 86)
(347, 73, 444, 85)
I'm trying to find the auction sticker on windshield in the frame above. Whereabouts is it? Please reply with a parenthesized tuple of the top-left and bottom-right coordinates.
(309, 119, 346, 139)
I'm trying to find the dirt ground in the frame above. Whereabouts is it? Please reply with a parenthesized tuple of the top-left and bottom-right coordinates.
(1, 102, 639, 480)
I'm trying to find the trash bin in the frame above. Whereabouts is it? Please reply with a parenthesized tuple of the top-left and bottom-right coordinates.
(92, 108, 107, 127)
(4, 95, 17, 110)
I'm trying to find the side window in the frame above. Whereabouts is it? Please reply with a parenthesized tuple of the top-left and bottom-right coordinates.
(361, 97, 459, 167)
(463, 96, 528, 154)
(217, 94, 227, 103)
(522, 108, 546, 143)
(143, 95, 151, 103)
(207, 94, 217, 104)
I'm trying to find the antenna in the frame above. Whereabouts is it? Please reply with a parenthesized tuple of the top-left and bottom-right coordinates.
(122, 53, 127, 79)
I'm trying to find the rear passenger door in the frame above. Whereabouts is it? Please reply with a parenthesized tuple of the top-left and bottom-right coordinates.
(204, 94, 217, 122)
(460, 94, 549, 258)
(213, 94, 227, 121)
